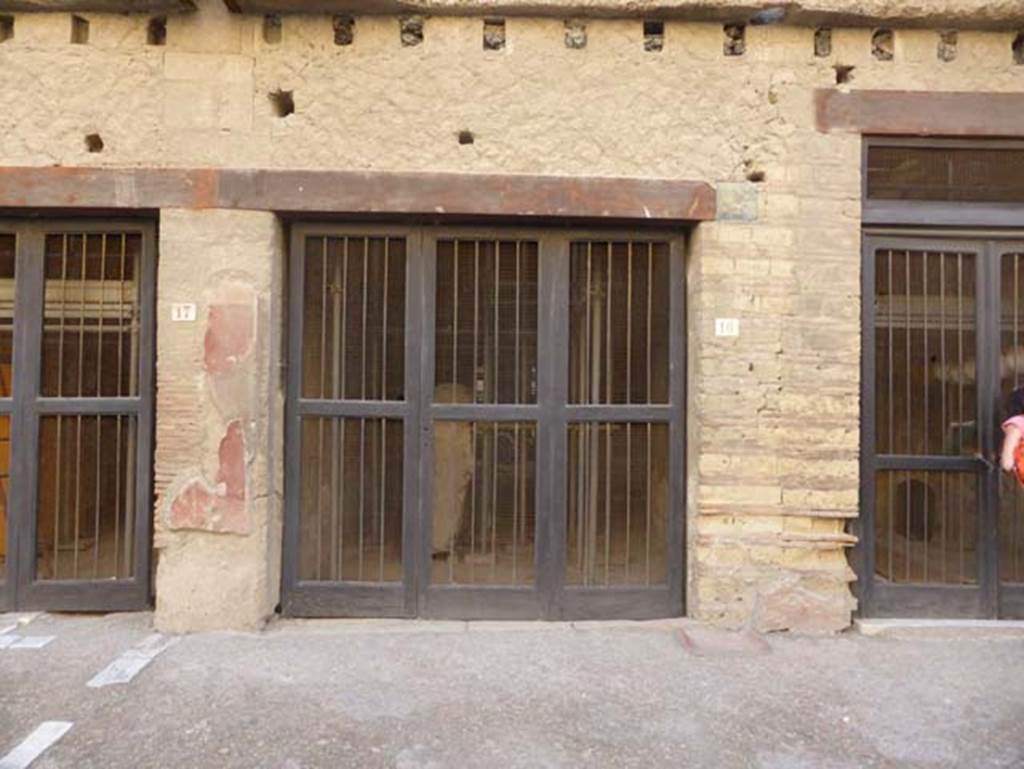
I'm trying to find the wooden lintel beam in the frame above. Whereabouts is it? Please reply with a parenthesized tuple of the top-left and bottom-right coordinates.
(816, 89, 1024, 138)
(0, 166, 717, 222)
(0, 0, 196, 12)
(221, 0, 1024, 30)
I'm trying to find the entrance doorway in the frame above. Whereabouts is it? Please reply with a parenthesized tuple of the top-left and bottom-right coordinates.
(281, 225, 686, 620)
(0, 220, 155, 612)
(859, 234, 1024, 618)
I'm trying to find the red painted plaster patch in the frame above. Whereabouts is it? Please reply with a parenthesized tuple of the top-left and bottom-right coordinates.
(168, 420, 248, 533)
(204, 302, 254, 374)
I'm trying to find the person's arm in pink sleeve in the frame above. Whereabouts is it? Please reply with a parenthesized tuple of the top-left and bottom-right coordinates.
(1001, 423, 1022, 472)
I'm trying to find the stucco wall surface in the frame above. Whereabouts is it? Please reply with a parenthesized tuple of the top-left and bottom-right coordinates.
(0, 0, 1021, 631)
(153, 208, 284, 632)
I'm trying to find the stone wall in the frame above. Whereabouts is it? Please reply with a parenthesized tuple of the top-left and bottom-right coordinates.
(0, 0, 1021, 631)
(153, 209, 284, 632)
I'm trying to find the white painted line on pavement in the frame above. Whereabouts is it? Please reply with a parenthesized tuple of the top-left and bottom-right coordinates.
(87, 633, 180, 688)
(0, 625, 17, 636)
(0, 636, 17, 649)
(7, 637, 55, 650)
(0, 721, 73, 769)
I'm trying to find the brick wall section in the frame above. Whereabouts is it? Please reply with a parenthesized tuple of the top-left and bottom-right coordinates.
(0, 3, 1021, 631)
(153, 209, 284, 632)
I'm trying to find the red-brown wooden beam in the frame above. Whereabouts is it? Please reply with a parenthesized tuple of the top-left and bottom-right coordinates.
(816, 89, 1024, 138)
(0, 166, 716, 222)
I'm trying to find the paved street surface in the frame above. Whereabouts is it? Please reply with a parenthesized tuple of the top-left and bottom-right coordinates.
(1, 612, 1022, 768)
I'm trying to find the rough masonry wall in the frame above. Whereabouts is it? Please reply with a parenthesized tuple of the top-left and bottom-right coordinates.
(154, 208, 284, 632)
(0, 0, 1021, 631)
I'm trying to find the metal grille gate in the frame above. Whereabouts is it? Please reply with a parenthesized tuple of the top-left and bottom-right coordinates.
(0, 220, 155, 613)
(282, 225, 686, 620)
(859, 233, 1024, 618)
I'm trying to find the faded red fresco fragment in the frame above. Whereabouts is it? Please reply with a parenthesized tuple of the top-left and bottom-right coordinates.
(168, 420, 248, 533)
(204, 302, 254, 374)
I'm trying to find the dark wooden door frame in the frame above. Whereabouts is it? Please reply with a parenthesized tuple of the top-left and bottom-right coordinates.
(0, 218, 155, 613)
(281, 223, 687, 620)
(858, 230, 1024, 619)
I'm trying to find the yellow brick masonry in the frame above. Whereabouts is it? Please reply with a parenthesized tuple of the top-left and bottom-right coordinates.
(0, 1, 1021, 631)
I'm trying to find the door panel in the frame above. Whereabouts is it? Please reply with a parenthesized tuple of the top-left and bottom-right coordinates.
(0, 223, 155, 613)
(283, 226, 686, 620)
(0, 231, 15, 608)
(861, 237, 991, 617)
(862, 235, 1024, 618)
(283, 231, 415, 617)
(997, 245, 1024, 617)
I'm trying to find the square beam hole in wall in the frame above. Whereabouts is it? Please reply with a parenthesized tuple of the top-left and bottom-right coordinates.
(269, 89, 294, 117)
(724, 24, 745, 56)
(483, 18, 505, 50)
(0, 15, 14, 43)
(872, 29, 894, 60)
(814, 27, 831, 57)
(1014, 33, 1024, 65)
(147, 16, 166, 46)
(263, 14, 282, 44)
(643, 20, 663, 52)
(71, 14, 89, 44)
(565, 19, 586, 49)
(937, 30, 957, 61)
(333, 15, 354, 46)
(400, 15, 423, 47)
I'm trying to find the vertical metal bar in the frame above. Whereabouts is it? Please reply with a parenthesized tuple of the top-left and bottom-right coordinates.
(470, 421, 477, 561)
(646, 244, 653, 585)
(331, 240, 341, 580)
(73, 413, 82, 578)
(646, 421, 652, 586)
(958, 252, 965, 581)
(886, 249, 895, 577)
(341, 238, 349, 398)
(359, 416, 365, 580)
(494, 240, 500, 403)
(585, 244, 592, 406)
(316, 415, 324, 581)
(92, 236, 107, 577)
(606, 244, 612, 406)
(117, 235, 125, 397)
(626, 422, 632, 583)
(92, 414, 101, 577)
(339, 417, 346, 579)
(473, 241, 479, 405)
(57, 234, 68, 396)
(1011, 252, 1019, 581)
(362, 238, 368, 399)
(452, 239, 459, 401)
(379, 417, 386, 581)
(627, 243, 633, 404)
(491, 421, 498, 581)
(114, 414, 122, 577)
(53, 236, 68, 577)
(382, 238, 390, 400)
(97, 234, 105, 397)
(515, 240, 521, 404)
(604, 421, 611, 586)
(905, 251, 911, 581)
(513, 421, 519, 582)
(123, 243, 139, 575)
(78, 234, 86, 399)
(647, 242, 653, 406)
(315, 239, 328, 579)
(940, 252, 947, 581)
(923, 252, 929, 580)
